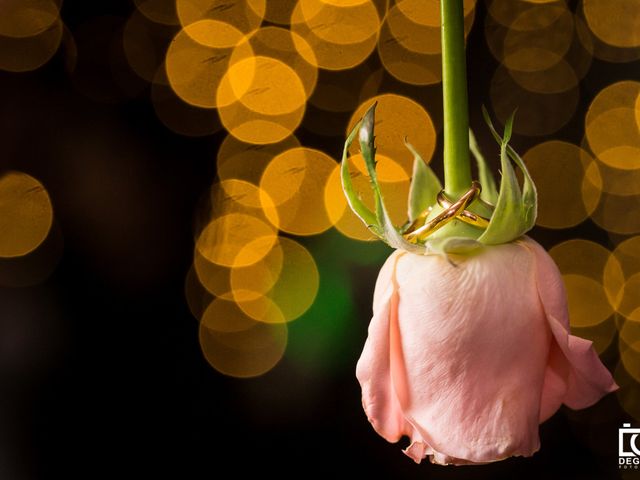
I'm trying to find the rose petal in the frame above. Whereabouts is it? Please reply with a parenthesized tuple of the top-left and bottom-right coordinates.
(525, 237, 618, 412)
(391, 242, 548, 463)
(356, 251, 412, 443)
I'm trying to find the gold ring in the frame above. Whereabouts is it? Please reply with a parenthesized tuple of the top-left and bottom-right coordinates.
(404, 181, 482, 243)
(437, 190, 491, 229)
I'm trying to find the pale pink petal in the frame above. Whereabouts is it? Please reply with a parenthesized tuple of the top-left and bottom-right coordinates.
(356, 251, 412, 443)
(391, 243, 549, 463)
(547, 315, 618, 408)
(523, 237, 618, 413)
(538, 339, 569, 422)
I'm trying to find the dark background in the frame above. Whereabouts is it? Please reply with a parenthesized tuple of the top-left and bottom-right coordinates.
(0, 0, 633, 478)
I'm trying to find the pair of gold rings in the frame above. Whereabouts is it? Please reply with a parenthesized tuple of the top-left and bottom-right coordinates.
(404, 181, 492, 243)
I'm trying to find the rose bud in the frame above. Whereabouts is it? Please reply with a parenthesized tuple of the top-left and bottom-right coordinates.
(356, 238, 617, 465)
(341, 105, 617, 465)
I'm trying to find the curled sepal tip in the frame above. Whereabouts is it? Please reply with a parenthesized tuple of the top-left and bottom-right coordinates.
(341, 104, 426, 254)
(478, 107, 538, 245)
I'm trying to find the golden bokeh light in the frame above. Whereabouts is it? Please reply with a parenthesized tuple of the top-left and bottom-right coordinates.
(572, 318, 616, 355)
(0, 172, 54, 259)
(506, 58, 579, 95)
(502, 7, 574, 73)
(586, 109, 640, 170)
(216, 135, 301, 185)
(522, 141, 599, 228)
(193, 249, 234, 300)
(196, 214, 277, 268)
(165, 23, 250, 109)
(185, 19, 246, 49)
(216, 53, 306, 144)
(386, 3, 475, 56)
(549, 240, 615, 327)
(260, 147, 336, 236)
(324, 164, 378, 241)
(589, 191, 640, 235)
(0, 18, 63, 73)
(218, 56, 306, 116)
(377, 19, 442, 86)
(620, 315, 640, 382)
(348, 94, 437, 176)
(349, 153, 409, 183)
(308, 63, 380, 114)
(609, 236, 640, 281)
(586, 80, 640, 123)
(615, 274, 640, 323)
(592, 151, 640, 196)
(151, 70, 222, 137)
(490, 65, 578, 136)
(290, 1, 378, 71)
(123, 10, 173, 83)
(213, 178, 279, 225)
(562, 274, 614, 327)
(133, 0, 179, 25)
(201, 297, 258, 333)
(263, 0, 298, 25)
(324, 160, 411, 241)
(217, 101, 306, 145)
(296, 0, 381, 46)
(229, 27, 318, 100)
(0, 0, 60, 39)
(487, 0, 567, 30)
(199, 298, 287, 378)
(395, 0, 476, 28)
(176, 0, 265, 38)
(196, 179, 280, 268)
(583, 0, 640, 49)
(234, 237, 319, 323)
(576, 10, 640, 64)
(229, 239, 284, 303)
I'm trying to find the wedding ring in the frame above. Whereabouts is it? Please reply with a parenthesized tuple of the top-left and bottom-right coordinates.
(404, 181, 483, 243)
(436, 189, 491, 228)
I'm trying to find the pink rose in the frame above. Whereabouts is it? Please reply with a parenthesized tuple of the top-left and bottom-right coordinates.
(356, 236, 618, 465)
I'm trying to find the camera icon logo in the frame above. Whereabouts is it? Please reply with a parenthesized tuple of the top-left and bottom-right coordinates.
(620, 423, 640, 457)
(620, 423, 640, 469)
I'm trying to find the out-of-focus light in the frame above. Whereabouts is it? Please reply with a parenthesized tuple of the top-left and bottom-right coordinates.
(199, 297, 287, 378)
(490, 64, 578, 136)
(123, 10, 172, 84)
(176, 0, 265, 35)
(133, 0, 179, 25)
(289, 1, 379, 70)
(165, 22, 250, 109)
(216, 135, 301, 185)
(0, 172, 53, 259)
(583, 0, 640, 49)
(230, 27, 318, 101)
(260, 147, 336, 236)
(151, 69, 222, 137)
(0, 18, 63, 73)
(0, 0, 60, 38)
(348, 93, 437, 176)
(523, 141, 600, 228)
(549, 240, 615, 328)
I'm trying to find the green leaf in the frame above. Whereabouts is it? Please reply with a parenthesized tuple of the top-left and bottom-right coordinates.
(340, 121, 381, 237)
(478, 108, 538, 245)
(342, 103, 427, 254)
(405, 140, 442, 222)
(469, 129, 498, 205)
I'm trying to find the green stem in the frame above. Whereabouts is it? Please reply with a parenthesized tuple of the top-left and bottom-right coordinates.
(441, 0, 471, 198)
